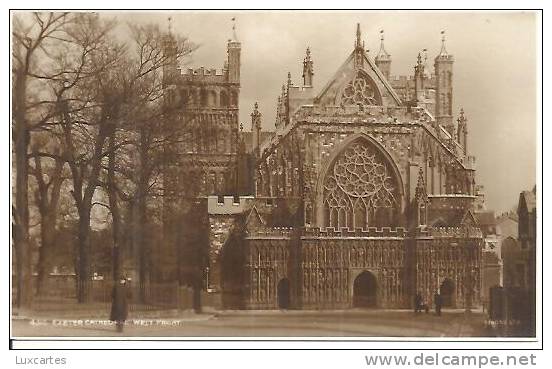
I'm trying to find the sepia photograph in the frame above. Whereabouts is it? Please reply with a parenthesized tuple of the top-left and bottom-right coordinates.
(9, 10, 540, 344)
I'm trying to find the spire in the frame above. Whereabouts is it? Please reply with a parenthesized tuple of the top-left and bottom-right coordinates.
(457, 107, 468, 154)
(415, 167, 427, 200)
(414, 166, 428, 226)
(251, 102, 262, 154)
(231, 17, 238, 41)
(355, 23, 362, 49)
(421, 48, 430, 78)
(287, 72, 292, 88)
(275, 96, 283, 130)
(375, 29, 392, 79)
(251, 101, 262, 131)
(414, 51, 426, 103)
(302, 46, 314, 87)
(354, 23, 364, 69)
(375, 30, 391, 60)
(438, 30, 448, 57)
(162, 17, 178, 86)
(415, 52, 425, 77)
(457, 107, 466, 125)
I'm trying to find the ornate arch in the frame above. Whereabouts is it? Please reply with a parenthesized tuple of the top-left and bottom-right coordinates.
(315, 134, 404, 229)
(337, 70, 383, 108)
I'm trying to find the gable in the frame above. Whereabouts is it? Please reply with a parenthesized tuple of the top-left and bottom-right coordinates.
(518, 190, 536, 215)
(430, 217, 447, 227)
(244, 206, 267, 233)
(315, 51, 402, 108)
(461, 210, 478, 227)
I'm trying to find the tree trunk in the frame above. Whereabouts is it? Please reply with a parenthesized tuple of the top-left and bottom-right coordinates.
(35, 214, 56, 296)
(136, 127, 151, 302)
(33, 154, 64, 297)
(13, 68, 32, 309)
(76, 210, 91, 303)
(65, 111, 108, 304)
(136, 188, 147, 302)
(107, 133, 122, 283)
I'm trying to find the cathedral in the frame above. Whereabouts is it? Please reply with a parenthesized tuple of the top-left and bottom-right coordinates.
(162, 23, 484, 310)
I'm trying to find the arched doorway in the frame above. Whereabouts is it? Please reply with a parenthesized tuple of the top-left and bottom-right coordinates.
(277, 278, 290, 309)
(353, 271, 377, 308)
(440, 279, 456, 308)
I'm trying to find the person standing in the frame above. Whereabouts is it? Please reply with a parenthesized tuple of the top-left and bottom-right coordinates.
(434, 290, 442, 316)
(414, 292, 423, 313)
(110, 276, 130, 332)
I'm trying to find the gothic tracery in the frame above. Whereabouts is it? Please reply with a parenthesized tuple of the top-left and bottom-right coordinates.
(323, 140, 399, 229)
(341, 72, 381, 108)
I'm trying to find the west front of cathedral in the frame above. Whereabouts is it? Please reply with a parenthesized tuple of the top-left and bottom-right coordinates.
(161, 23, 483, 311)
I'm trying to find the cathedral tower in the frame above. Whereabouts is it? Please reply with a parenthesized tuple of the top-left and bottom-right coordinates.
(375, 30, 392, 80)
(434, 31, 454, 135)
(227, 20, 241, 84)
(162, 22, 178, 87)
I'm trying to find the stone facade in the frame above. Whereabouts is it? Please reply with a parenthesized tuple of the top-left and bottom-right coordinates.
(503, 188, 536, 291)
(162, 29, 241, 199)
(159, 28, 243, 286)
(164, 23, 484, 310)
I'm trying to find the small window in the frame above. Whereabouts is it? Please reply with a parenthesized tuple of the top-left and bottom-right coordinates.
(233, 195, 240, 205)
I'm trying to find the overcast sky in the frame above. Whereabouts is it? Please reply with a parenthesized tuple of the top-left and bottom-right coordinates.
(115, 11, 537, 213)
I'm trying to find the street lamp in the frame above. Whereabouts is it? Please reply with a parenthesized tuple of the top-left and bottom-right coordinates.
(205, 266, 210, 292)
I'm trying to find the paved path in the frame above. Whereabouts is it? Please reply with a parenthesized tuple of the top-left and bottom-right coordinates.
(12, 309, 491, 337)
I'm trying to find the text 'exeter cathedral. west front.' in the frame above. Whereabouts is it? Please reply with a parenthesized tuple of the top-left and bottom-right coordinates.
(160, 23, 484, 310)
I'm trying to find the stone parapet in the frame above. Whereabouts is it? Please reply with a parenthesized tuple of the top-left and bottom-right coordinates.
(414, 226, 483, 239)
(294, 105, 431, 123)
(245, 227, 294, 239)
(207, 195, 254, 215)
(301, 226, 408, 239)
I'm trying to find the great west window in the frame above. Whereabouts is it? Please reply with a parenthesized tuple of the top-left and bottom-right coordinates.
(323, 138, 400, 228)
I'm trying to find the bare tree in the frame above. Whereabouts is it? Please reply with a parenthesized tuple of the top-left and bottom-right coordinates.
(100, 23, 197, 301)
(13, 12, 198, 306)
(55, 14, 125, 302)
(29, 136, 67, 296)
(12, 12, 72, 309)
